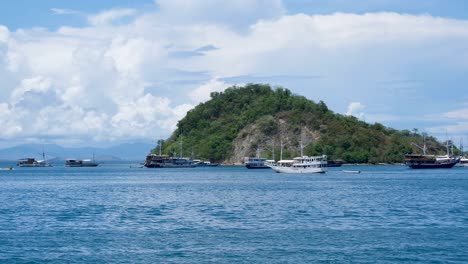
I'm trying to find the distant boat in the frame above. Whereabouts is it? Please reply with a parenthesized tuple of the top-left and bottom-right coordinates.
(405, 137, 459, 169)
(456, 156, 468, 167)
(404, 154, 459, 169)
(65, 158, 99, 167)
(195, 160, 219, 167)
(17, 158, 52, 167)
(144, 154, 197, 168)
(267, 155, 328, 174)
(343, 170, 360, 174)
(0, 167, 14, 170)
(17, 146, 52, 167)
(244, 157, 271, 169)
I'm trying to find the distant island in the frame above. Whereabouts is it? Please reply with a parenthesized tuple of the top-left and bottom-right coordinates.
(152, 84, 455, 164)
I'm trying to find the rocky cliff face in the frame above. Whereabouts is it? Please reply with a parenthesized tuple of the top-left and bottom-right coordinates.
(227, 117, 322, 164)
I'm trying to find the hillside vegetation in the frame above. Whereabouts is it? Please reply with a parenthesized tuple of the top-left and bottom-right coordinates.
(154, 84, 449, 164)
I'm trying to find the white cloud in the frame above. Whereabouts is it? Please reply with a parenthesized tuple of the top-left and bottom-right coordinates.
(10, 76, 53, 105)
(88, 8, 137, 26)
(190, 78, 230, 104)
(346, 102, 366, 119)
(51, 8, 83, 16)
(0, 25, 9, 42)
(442, 108, 468, 119)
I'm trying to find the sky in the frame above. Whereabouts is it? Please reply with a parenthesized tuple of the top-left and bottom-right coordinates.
(0, 0, 467, 148)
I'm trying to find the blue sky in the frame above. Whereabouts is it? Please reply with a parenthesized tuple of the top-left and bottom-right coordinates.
(0, 0, 467, 148)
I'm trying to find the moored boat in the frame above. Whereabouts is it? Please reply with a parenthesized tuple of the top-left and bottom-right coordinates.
(195, 160, 219, 167)
(144, 154, 197, 168)
(17, 158, 52, 167)
(267, 155, 328, 174)
(456, 156, 468, 167)
(405, 137, 459, 169)
(65, 158, 99, 167)
(244, 157, 271, 169)
(404, 154, 459, 169)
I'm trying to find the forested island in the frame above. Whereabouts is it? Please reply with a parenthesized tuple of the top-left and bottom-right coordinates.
(153, 84, 453, 164)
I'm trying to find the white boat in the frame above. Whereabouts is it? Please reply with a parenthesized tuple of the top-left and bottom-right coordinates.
(17, 158, 52, 167)
(244, 157, 271, 169)
(267, 155, 328, 174)
(343, 170, 361, 174)
(456, 156, 468, 167)
(17, 147, 52, 167)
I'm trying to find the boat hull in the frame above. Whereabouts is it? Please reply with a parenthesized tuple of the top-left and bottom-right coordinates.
(407, 162, 458, 169)
(145, 163, 197, 168)
(245, 164, 270, 169)
(269, 166, 326, 174)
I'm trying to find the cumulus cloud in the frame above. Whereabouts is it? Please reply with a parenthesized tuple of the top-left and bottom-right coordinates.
(346, 102, 366, 120)
(190, 78, 230, 104)
(0, 25, 9, 42)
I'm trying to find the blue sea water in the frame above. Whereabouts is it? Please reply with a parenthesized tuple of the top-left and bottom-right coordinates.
(0, 162, 467, 263)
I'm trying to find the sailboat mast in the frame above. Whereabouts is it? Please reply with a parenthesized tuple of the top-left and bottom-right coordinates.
(159, 139, 162, 155)
(280, 139, 283, 160)
(272, 140, 275, 161)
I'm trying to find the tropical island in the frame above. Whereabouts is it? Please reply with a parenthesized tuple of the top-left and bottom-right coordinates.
(152, 84, 456, 164)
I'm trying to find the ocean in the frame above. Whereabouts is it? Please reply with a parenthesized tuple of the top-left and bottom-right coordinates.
(0, 163, 467, 263)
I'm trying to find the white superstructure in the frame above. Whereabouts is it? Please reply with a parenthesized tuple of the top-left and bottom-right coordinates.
(267, 155, 327, 174)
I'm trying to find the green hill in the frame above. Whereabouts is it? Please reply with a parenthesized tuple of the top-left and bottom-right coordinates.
(153, 84, 450, 164)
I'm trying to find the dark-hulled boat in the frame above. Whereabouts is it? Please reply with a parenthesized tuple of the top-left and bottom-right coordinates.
(144, 154, 197, 168)
(65, 158, 99, 167)
(404, 154, 459, 169)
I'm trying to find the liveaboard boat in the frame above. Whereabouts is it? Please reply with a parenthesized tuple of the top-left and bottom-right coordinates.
(17, 147, 52, 167)
(457, 156, 468, 167)
(244, 157, 272, 169)
(267, 155, 328, 174)
(404, 137, 459, 169)
(17, 158, 52, 167)
(144, 154, 197, 168)
(404, 154, 459, 169)
(65, 158, 99, 167)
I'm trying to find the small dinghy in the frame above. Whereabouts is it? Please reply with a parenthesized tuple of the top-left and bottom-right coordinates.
(343, 170, 360, 174)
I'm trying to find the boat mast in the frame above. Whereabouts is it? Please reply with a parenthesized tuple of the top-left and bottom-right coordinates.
(445, 131, 450, 156)
(272, 140, 275, 161)
(179, 136, 183, 158)
(159, 139, 162, 155)
(280, 139, 283, 160)
(411, 134, 427, 155)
